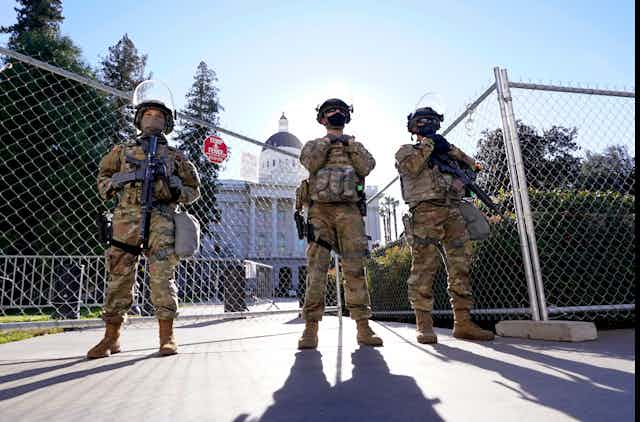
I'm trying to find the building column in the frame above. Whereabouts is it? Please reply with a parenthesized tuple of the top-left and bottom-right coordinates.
(271, 198, 278, 257)
(249, 197, 256, 257)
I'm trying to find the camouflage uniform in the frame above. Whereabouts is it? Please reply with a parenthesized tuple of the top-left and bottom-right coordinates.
(396, 138, 477, 314)
(97, 135, 200, 323)
(300, 136, 375, 321)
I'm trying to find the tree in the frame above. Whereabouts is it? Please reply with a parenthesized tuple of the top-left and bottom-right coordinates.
(0, 0, 114, 255)
(579, 145, 635, 194)
(174, 61, 223, 243)
(382, 196, 399, 240)
(100, 34, 150, 142)
(1, 0, 63, 44)
(474, 121, 581, 192)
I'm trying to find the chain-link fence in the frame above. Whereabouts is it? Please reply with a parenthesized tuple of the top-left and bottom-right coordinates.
(367, 69, 635, 323)
(0, 47, 347, 327)
(1, 46, 634, 328)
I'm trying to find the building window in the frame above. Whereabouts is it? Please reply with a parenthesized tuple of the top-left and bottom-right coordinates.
(273, 160, 275, 167)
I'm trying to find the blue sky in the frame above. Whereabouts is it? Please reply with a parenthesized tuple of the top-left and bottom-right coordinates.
(1, 0, 635, 187)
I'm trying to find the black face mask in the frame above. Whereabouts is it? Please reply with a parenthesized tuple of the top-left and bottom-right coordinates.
(327, 112, 347, 127)
(417, 122, 439, 136)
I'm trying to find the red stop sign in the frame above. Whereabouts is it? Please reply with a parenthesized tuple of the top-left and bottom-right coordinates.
(203, 134, 228, 164)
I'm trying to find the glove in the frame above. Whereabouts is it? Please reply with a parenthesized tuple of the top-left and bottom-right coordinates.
(110, 171, 137, 190)
(431, 134, 451, 154)
(327, 134, 350, 146)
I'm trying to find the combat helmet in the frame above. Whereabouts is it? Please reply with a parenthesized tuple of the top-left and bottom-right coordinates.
(132, 80, 176, 134)
(315, 98, 353, 124)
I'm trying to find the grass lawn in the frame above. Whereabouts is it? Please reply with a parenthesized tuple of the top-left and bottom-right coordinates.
(0, 328, 64, 345)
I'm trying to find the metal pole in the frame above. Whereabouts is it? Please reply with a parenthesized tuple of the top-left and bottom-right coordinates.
(334, 253, 343, 319)
(494, 67, 541, 321)
(499, 68, 548, 320)
(392, 202, 398, 240)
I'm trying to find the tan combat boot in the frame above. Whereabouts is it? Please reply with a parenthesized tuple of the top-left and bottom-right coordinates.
(356, 319, 384, 347)
(298, 321, 319, 349)
(452, 310, 495, 341)
(159, 319, 178, 355)
(87, 321, 122, 359)
(415, 310, 438, 344)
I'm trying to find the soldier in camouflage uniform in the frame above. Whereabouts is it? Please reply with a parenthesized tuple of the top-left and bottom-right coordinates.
(297, 98, 383, 349)
(87, 83, 201, 359)
(396, 106, 494, 344)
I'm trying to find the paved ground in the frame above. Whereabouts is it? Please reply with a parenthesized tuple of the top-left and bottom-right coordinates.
(0, 315, 634, 422)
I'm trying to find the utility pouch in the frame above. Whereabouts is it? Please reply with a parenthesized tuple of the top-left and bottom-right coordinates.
(174, 208, 201, 257)
(459, 199, 490, 241)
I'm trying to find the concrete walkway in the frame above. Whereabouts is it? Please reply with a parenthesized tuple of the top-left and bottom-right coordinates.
(0, 315, 634, 422)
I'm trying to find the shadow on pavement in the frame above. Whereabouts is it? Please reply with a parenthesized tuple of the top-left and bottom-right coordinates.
(234, 347, 443, 422)
(380, 323, 634, 422)
(0, 358, 86, 385)
(0, 353, 155, 402)
(177, 318, 246, 329)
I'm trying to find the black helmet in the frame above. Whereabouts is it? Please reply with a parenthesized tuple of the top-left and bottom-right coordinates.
(316, 98, 353, 124)
(133, 102, 175, 134)
(406, 106, 444, 133)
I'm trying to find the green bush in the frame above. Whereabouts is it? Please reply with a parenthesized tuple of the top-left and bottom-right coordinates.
(367, 190, 635, 322)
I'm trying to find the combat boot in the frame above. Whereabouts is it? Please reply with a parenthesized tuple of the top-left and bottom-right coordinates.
(87, 321, 122, 359)
(159, 319, 178, 355)
(356, 319, 384, 347)
(297, 321, 319, 349)
(415, 310, 438, 344)
(453, 310, 494, 341)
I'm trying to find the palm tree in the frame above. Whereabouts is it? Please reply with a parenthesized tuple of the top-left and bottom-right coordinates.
(382, 196, 400, 240)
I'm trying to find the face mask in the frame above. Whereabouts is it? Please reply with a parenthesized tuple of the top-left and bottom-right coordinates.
(327, 112, 347, 127)
(417, 124, 438, 136)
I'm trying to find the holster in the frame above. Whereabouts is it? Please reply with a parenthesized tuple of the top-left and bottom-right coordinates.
(96, 211, 142, 255)
(96, 212, 112, 244)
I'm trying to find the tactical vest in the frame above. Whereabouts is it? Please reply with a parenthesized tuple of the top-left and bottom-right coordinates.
(400, 151, 465, 207)
(309, 142, 360, 203)
(117, 141, 177, 207)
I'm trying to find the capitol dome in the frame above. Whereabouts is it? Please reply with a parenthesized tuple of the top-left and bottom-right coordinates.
(259, 113, 307, 186)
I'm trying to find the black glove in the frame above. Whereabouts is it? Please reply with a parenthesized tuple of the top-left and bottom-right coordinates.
(431, 134, 451, 154)
(110, 171, 137, 190)
(327, 134, 350, 146)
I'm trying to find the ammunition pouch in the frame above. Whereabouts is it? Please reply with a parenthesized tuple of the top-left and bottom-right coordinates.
(309, 166, 359, 203)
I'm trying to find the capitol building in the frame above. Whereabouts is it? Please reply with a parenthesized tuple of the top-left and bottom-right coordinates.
(203, 114, 381, 296)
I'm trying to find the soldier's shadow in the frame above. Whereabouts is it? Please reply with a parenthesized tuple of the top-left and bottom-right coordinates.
(0, 354, 154, 402)
(234, 347, 443, 422)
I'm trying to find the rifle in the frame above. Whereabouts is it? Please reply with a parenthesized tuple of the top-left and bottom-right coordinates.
(124, 135, 167, 250)
(428, 152, 501, 215)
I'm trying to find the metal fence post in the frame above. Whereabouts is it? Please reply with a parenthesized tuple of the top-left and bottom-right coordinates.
(499, 68, 548, 320)
(333, 252, 343, 320)
(494, 67, 542, 321)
